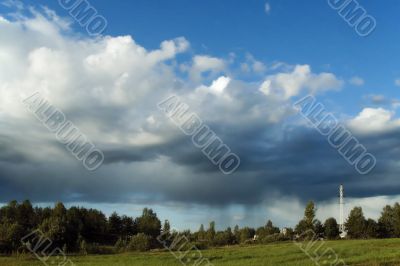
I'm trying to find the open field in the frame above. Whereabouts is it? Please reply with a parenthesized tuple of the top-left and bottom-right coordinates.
(2, 238, 400, 266)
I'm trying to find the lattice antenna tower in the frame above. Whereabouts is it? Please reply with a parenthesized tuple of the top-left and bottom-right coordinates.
(339, 184, 345, 233)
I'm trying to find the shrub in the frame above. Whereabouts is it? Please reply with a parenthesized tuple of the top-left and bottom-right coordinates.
(79, 240, 88, 255)
(190, 241, 208, 250)
(128, 233, 151, 252)
(86, 243, 115, 254)
(260, 233, 282, 244)
(114, 237, 127, 253)
(213, 232, 232, 246)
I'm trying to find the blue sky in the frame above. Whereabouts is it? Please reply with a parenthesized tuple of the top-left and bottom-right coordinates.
(0, 0, 400, 230)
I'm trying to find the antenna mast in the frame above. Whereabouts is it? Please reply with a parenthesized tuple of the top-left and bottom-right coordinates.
(339, 184, 345, 235)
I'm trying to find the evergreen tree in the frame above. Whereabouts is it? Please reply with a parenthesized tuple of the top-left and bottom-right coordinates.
(295, 201, 317, 239)
(206, 221, 216, 243)
(121, 216, 135, 240)
(365, 218, 378, 238)
(135, 208, 161, 247)
(109, 212, 123, 242)
(304, 201, 316, 225)
(198, 224, 206, 241)
(393, 203, 400, 237)
(378, 205, 395, 238)
(345, 207, 367, 239)
(233, 225, 240, 244)
(265, 220, 280, 235)
(324, 217, 339, 240)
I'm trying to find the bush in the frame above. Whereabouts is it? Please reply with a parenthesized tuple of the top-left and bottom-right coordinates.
(128, 233, 151, 252)
(190, 241, 208, 250)
(89, 243, 115, 254)
(79, 240, 87, 255)
(260, 233, 282, 244)
(114, 238, 127, 253)
(243, 239, 256, 245)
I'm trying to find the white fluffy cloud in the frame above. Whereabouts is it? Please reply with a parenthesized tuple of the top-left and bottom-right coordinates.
(349, 76, 364, 86)
(187, 55, 226, 81)
(0, 6, 298, 167)
(209, 76, 231, 95)
(240, 53, 266, 74)
(348, 107, 400, 134)
(259, 65, 343, 99)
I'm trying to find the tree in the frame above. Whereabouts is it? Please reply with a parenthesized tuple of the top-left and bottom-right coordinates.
(65, 207, 84, 251)
(324, 218, 339, 240)
(80, 208, 108, 244)
(108, 212, 122, 242)
(135, 208, 161, 247)
(365, 218, 378, 238)
(52, 203, 67, 219)
(16, 200, 35, 230)
(295, 219, 310, 239)
(233, 225, 240, 244)
(39, 216, 67, 250)
(159, 220, 171, 245)
(257, 220, 280, 239)
(239, 227, 255, 243)
(0, 222, 24, 253)
(214, 231, 231, 246)
(35, 207, 52, 225)
(206, 221, 216, 243)
(162, 220, 171, 236)
(0, 201, 18, 223)
(305, 201, 316, 226)
(378, 205, 395, 238)
(345, 207, 367, 239)
(121, 216, 136, 239)
(225, 227, 234, 245)
(393, 203, 400, 237)
(295, 201, 317, 239)
(265, 220, 280, 235)
(39, 202, 68, 249)
(197, 224, 206, 241)
(313, 219, 324, 237)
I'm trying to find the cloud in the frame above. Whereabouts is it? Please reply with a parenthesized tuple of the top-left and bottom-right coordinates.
(209, 76, 231, 95)
(240, 53, 266, 74)
(317, 195, 400, 224)
(395, 79, 400, 87)
(188, 55, 225, 81)
(364, 94, 386, 104)
(264, 2, 271, 14)
(348, 107, 400, 134)
(259, 65, 343, 99)
(2, 0, 24, 10)
(369, 94, 385, 103)
(349, 76, 364, 86)
(363, 94, 400, 110)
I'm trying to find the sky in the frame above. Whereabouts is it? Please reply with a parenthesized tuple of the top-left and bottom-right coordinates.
(0, 0, 400, 230)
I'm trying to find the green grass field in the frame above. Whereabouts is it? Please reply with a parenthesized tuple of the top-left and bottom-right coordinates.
(2, 239, 400, 266)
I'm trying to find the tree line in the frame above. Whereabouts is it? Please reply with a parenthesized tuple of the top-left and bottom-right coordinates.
(1, 200, 399, 254)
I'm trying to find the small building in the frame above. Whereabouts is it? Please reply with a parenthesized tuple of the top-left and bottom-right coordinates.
(280, 227, 289, 236)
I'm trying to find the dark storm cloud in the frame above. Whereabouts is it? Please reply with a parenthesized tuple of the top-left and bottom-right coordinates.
(2, 114, 399, 207)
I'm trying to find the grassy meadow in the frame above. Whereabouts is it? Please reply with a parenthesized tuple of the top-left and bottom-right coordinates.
(2, 238, 400, 266)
